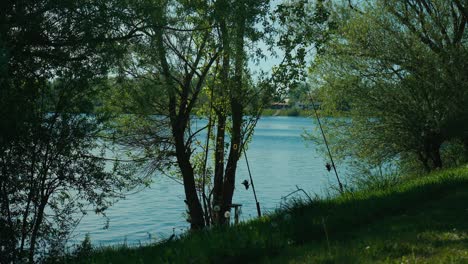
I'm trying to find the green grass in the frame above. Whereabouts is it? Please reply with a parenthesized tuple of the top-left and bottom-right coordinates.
(63, 166, 468, 264)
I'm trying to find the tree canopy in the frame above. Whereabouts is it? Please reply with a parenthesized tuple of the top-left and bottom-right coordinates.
(311, 0, 468, 173)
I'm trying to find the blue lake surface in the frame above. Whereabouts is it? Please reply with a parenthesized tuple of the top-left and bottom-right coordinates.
(74, 116, 345, 246)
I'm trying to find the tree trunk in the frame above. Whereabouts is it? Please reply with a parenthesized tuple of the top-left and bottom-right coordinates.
(417, 152, 431, 173)
(220, 0, 246, 225)
(28, 197, 47, 263)
(221, 100, 242, 223)
(173, 126, 205, 230)
(212, 114, 226, 223)
(212, 6, 231, 225)
(428, 135, 443, 169)
(430, 145, 443, 169)
(0, 167, 16, 263)
(422, 134, 443, 170)
(154, 16, 205, 230)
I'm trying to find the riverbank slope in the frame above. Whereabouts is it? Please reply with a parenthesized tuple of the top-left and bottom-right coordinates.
(64, 166, 468, 263)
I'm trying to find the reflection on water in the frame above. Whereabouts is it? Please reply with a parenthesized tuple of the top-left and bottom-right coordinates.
(74, 116, 344, 245)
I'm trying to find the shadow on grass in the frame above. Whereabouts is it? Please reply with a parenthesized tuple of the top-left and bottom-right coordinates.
(269, 184, 468, 263)
(62, 167, 468, 264)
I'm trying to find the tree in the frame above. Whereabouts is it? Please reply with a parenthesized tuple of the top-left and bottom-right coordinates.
(104, 0, 271, 229)
(209, 0, 270, 225)
(0, 1, 143, 262)
(311, 0, 468, 173)
(106, 0, 221, 230)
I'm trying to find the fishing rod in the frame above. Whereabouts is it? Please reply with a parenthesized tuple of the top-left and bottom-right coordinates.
(243, 148, 261, 217)
(310, 96, 344, 194)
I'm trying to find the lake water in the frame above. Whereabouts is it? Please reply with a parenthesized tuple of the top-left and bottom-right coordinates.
(74, 116, 345, 246)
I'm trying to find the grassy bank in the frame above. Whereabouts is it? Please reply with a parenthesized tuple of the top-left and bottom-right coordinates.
(64, 166, 468, 263)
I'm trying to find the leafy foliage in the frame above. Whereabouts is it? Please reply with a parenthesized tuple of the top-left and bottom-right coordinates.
(100, 0, 274, 230)
(0, 0, 144, 262)
(310, 0, 468, 174)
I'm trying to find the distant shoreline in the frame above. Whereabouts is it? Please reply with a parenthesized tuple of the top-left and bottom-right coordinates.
(261, 108, 311, 117)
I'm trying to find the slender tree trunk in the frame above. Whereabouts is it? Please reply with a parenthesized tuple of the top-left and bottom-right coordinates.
(21, 147, 38, 254)
(417, 152, 431, 173)
(422, 134, 443, 170)
(154, 13, 206, 230)
(220, 0, 246, 224)
(28, 197, 47, 263)
(428, 135, 443, 169)
(430, 145, 443, 169)
(212, 114, 226, 221)
(173, 120, 206, 230)
(212, 5, 231, 225)
(171, 114, 206, 229)
(221, 100, 242, 221)
(0, 162, 16, 263)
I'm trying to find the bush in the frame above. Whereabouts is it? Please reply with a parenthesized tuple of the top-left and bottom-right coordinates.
(74, 234, 93, 259)
(441, 139, 468, 168)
